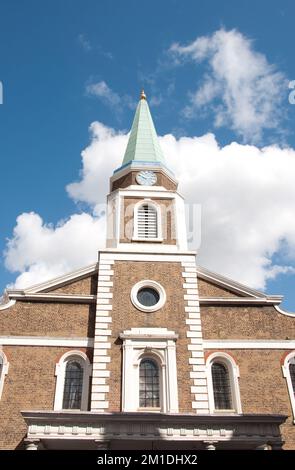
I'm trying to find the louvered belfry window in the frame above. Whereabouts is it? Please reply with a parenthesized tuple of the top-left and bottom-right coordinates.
(137, 204, 158, 239)
(212, 362, 233, 410)
(290, 363, 295, 396)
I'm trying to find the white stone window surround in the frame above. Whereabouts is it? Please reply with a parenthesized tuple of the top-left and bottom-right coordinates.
(130, 280, 166, 313)
(0, 350, 9, 400)
(282, 351, 295, 423)
(132, 199, 163, 242)
(120, 328, 179, 413)
(206, 352, 242, 414)
(54, 350, 92, 411)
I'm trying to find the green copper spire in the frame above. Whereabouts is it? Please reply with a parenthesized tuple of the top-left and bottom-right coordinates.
(121, 90, 166, 166)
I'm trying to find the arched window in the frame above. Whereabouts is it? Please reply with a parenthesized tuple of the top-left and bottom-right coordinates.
(139, 359, 160, 408)
(120, 328, 179, 413)
(290, 362, 295, 394)
(54, 351, 92, 411)
(206, 352, 241, 414)
(282, 352, 295, 421)
(62, 360, 84, 409)
(134, 201, 161, 240)
(212, 362, 232, 410)
(0, 351, 9, 400)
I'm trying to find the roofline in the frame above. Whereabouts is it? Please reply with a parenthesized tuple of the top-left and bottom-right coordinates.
(196, 265, 272, 299)
(111, 160, 177, 184)
(7, 262, 99, 297)
(1, 260, 286, 309)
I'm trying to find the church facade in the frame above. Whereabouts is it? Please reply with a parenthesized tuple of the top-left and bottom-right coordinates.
(0, 91, 295, 450)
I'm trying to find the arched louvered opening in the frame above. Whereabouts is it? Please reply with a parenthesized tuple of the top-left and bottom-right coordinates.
(137, 204, 158, 239)
(212, 362, 233, 410)
(290, 363, 295, 396)
(62, 360, 84, 409)
(139, 358, 160, 408)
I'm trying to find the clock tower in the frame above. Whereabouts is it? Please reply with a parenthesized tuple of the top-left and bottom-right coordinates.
(90, 90, 210, 417)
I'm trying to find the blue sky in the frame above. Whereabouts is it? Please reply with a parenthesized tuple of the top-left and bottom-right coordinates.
(0, 0, 295, 310)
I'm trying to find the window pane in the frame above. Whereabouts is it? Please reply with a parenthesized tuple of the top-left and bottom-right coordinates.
(139, 359, 160, 408)
(137, 288, 160, 307)
(62, 360, 83, 409)
(212, 362, 232, 410)
(290, 363, 295, 395)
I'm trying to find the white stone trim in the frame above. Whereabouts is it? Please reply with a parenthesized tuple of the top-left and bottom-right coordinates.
(91, 259, 114, 412)
(196, 265, 281, 300)
(199, 297, 282, 305)
(23, 410, 285, 448)
(7, 293, 96, 303)
(130, 280, 166, 312)
(19, 263, 98, 294)
(203, 340, 295, 349)
(0, 299, 16, 310)
(54, 351, 92, 412)
(282, 351, 295, 422)
(0, 350, 9, 399)
(275, 305, 295, 318)
(100, 251, 196, 262)
(120, 328, 178, 413)
(206, 352, 242, 414)
(117, 243, 184, 253)
(182, 263, 209, 414)
(115, 188, 180, 199)
(0, 336, 93, 347)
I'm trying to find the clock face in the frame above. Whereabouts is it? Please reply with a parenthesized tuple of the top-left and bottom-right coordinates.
(136, 170, 157, 186)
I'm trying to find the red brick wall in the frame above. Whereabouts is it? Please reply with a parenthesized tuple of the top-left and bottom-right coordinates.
(0, 346, 92, 449)
(108, 260, 193, 413)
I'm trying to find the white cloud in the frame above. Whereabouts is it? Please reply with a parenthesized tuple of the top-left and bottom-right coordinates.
(4, 122, 295, 292)
(85, 81, 136, 113)
(170, 29, 287, 142)
(66, 122, 127, 206)
(86, 81, 121, 107)
(4, 212, 105, 288)
(78, 34, 92, 52)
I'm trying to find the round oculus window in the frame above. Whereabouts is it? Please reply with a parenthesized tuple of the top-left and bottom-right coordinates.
(137, 287, 160, 307)
(131, 280, 166, 312)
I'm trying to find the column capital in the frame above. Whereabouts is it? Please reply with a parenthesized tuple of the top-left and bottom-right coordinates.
(256, 443, 270, 450)
(24, 438, 40, 450)
(203, 440, 218, 450)
(95, 440, 110, 450)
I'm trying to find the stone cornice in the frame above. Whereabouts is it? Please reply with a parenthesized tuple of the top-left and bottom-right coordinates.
(6, 292, 96, 304)
(22, 411, 286, 445)
(199, 297, 282, 306)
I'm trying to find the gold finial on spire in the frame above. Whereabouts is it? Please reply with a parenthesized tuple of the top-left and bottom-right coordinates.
(140, 89, 147, 100)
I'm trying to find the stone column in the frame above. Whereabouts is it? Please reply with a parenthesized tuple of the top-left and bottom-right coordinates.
(256, 443, 270, 450)
(95, 440, 110, 450)
(24, 439, 40, 450)
(203, 441, 217, 450)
